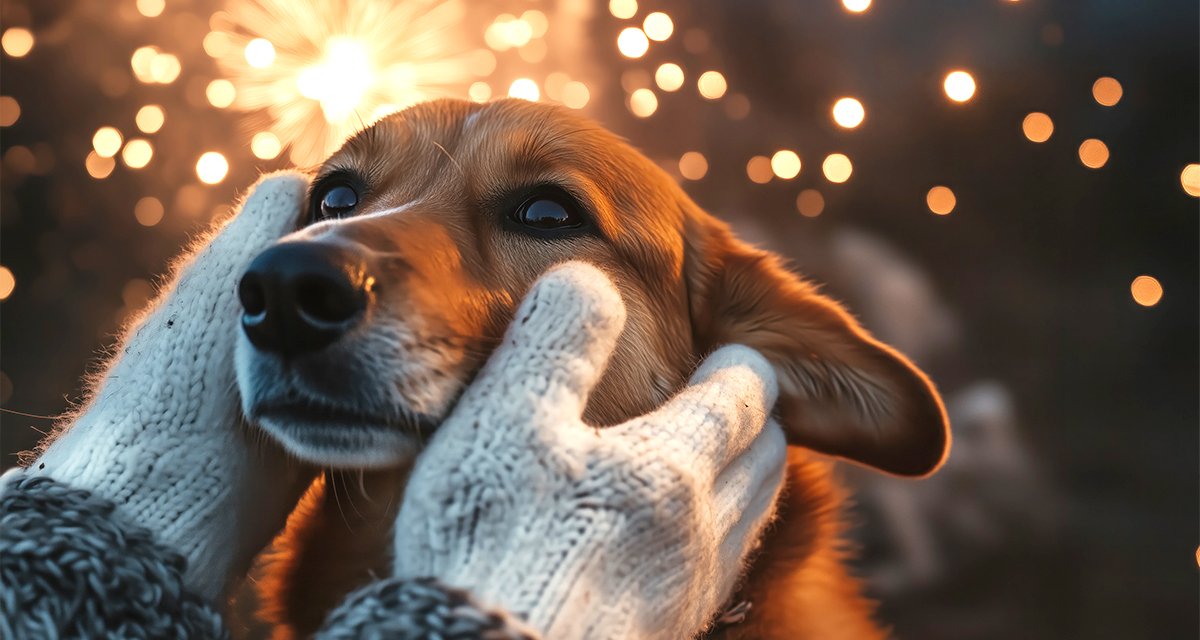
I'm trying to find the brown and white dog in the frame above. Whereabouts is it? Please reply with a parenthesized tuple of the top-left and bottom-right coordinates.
(233, 98, 950, 639)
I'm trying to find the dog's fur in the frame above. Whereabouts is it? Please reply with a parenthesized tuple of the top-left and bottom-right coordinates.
(239, 98, 950, 639)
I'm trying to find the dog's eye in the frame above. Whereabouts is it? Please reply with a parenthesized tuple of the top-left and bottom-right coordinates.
(513, 195, 581, 230)
(318, 184, 358, 219)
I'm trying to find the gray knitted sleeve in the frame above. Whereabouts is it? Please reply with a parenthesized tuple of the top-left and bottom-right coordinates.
(0, 473, 228, 639)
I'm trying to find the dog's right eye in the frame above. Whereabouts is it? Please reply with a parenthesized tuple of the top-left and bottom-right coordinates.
(317, 184, 359, 220)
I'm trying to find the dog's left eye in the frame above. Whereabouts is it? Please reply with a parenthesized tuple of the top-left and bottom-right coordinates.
(513, 195, 582, 230)
(317, 184, 359, 220)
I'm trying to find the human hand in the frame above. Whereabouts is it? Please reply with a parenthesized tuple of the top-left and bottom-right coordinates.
(391, 262, 788, 639)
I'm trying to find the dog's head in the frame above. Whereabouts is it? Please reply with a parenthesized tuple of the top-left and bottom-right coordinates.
(235, 98, 949, 475)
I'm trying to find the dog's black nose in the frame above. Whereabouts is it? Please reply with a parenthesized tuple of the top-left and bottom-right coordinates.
(238, 241, 371, 357)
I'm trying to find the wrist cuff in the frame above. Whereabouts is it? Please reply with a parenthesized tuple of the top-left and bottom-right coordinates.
(317, 576, 541, 640)
(0, 472, 227, 639)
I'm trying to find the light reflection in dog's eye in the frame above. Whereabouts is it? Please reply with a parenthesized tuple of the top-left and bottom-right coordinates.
(517, 198, 577, 229)
(320, 185, 359, 219)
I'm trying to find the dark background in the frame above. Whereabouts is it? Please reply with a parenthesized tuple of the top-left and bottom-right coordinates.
(1, 0, 1196, 637)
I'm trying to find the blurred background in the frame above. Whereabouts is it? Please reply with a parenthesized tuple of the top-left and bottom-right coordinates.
(0, 0, 1196, 637)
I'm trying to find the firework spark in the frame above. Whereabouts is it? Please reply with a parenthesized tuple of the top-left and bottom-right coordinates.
(211, 0, 492, 164)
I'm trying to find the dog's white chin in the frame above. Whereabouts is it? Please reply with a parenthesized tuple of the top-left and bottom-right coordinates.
(258, 416, 423, 469)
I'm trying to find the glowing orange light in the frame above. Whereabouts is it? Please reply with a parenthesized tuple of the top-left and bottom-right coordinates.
(1, 28, 34, 58)
(832, 97, 865, 128)
(1078, 139, 1109, 169)
(1092, 77, 1122, 107)
(697, 71, 727, 100)
(1022, 112, 1053, 142)
(842, 0, 871, 13)
(617, 27, 650, 58)
(822, 153, 853, 183)
(522, 10, 549, 38)
(134, 197, 165, 226)
(251, 132, 282, 160)
(561, 81, 590, 109)
(0, 266, 14, 300)
(468, 81, 491, 102)
(131, 46, 159, 83)
(0, 96, 19, 127)
(121, 139, 154, 169)
(609, 0, 638, 20)
(1181, 164, 1200, 197)
(149, 53, 181, 83)
(196, 152, 229, 184)
(202, 31, 232, 58)
(136, 0, 165, 18)
(629, 88, 658, 117)
(746, 156, 773, 184)
(944, 70, 976, 103)
(796, 189, 824, 217)
(679, 151, 708, 180)
(85, 151, 116, 179)
(244, 38, 275, 68)
(643, 12, 674, 41)
(771, 150, 801, 179)
(135, 105, 165, 133)
(655, 63, 684, 92)
(206, 79, 236, 108)
(508, 78, 540, 101)
(93, 127, 123, 158)
(1130, 276, 1162, 307)
(926, 186, 956, 215)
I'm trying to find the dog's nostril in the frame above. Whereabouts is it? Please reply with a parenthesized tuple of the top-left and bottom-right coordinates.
(239, 273, 267, 318)
(294, 274, 362, 325)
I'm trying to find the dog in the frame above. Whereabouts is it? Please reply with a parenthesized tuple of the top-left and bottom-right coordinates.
(234, 98, 950, 639)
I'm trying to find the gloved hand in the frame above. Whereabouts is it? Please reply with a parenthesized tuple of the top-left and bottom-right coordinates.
(18, 172, 313, 600)
(390, 262, 788, 639)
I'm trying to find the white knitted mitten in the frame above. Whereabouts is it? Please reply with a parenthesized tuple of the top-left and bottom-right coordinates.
(393, 262, 788, 640)
(21, 172, 312, 600)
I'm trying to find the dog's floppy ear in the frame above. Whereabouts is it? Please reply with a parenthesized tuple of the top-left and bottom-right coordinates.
(686, 219, 950, 476)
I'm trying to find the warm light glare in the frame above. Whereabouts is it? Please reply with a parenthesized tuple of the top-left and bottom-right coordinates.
(655, 63, 685, 92)
(135, 105, 165, 133)
(823, 153, 853, 183)
(796, 189, 825, 217)
(148, 53, 181, 83)
(251, 132, 282, 160)
(202, 31, 232, 58)
(136, 0, 165, 18)
(842, 0, 872, 13)
(134, 197, 165, 226)
(130, 46, 159, 83)
(698, 71, 728, 99)
(561, 81, 590, 109)
(508, 78, 540, 101)
(1130, 276, 1162, 307)
(468, 81, 492, 102)
(643, 12, 674, 41)
(609, 0, 638, 20)
(1181, 164, 1200, 197)
(617, 27, 650, 58)
(92, 127, 123, 158)
(629, 88, 658, 117)
(206, 79, 236, 108)
(1078, 139, 1109, 169)
(244, 38, 276, 68)
(926, 186, 956, 215)
(832, 97, 865, 128)
(771, 150, 801, 179)
(0, 266, 13, 300)
(122, 139, 154, 169)
(1092, 77, 1122, 107)
(196, 152, 229, 184)
(747, 156, 774, 184)
(295, 37, 375, 123)
(85, 151, 116, 179)
(2, 28, 34, 58)
(0, 96, 19, 127)
(944, 70, 976, 103)
(1022, 112, 1053, 142)
(679, 151, 708, 180)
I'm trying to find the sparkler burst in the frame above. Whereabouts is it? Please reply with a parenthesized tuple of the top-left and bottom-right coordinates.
(211, 0, 493, 164)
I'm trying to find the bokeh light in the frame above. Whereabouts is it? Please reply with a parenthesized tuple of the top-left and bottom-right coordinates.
(944, 70, 977, 103)
(244, 38, 276, 68)
(92, 127, 123, 158)
(251, 132, 282, 160)
(0, 96, 19, 127)
(643, 13, 674, 41)
(832, 97, 865, 128)
(1, 28, 34, 58)
(1022, 112, 1053, 142)
(1092, 77, 1122, 107)
(0, 266, 14, 301)
(468, 81, 492, 102)
(698, 71, 728, 99)
(1181, 164, 1200, 197)
(85, 151, 116, 179)
(771, 150, 802, 179)
(134, 197, 164, 227)
(746, 155, 774, 184)
(1078, 139, 1110, 169)
(842, 0, 872, 13)
(679, 151, 708, 180)
(136, 0, 165, 18)
(629, 88, 658, 117)
(609, 0, 638, 20)
(508, 78, 540, 101)
(927, 186, 957, 215)
(617, 27, 650, 58)
(655, 63, 684, 92)
(796, 189, 825, 217)
(135, 105, 165, 134)
(196, 151, 229, 184)
(1130, 275, 1162, 307)
(823, 153, 853, 183)
(121, 139, 154, 169)
(561, 81, 590, 109)
(206, 79, 236, 108)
